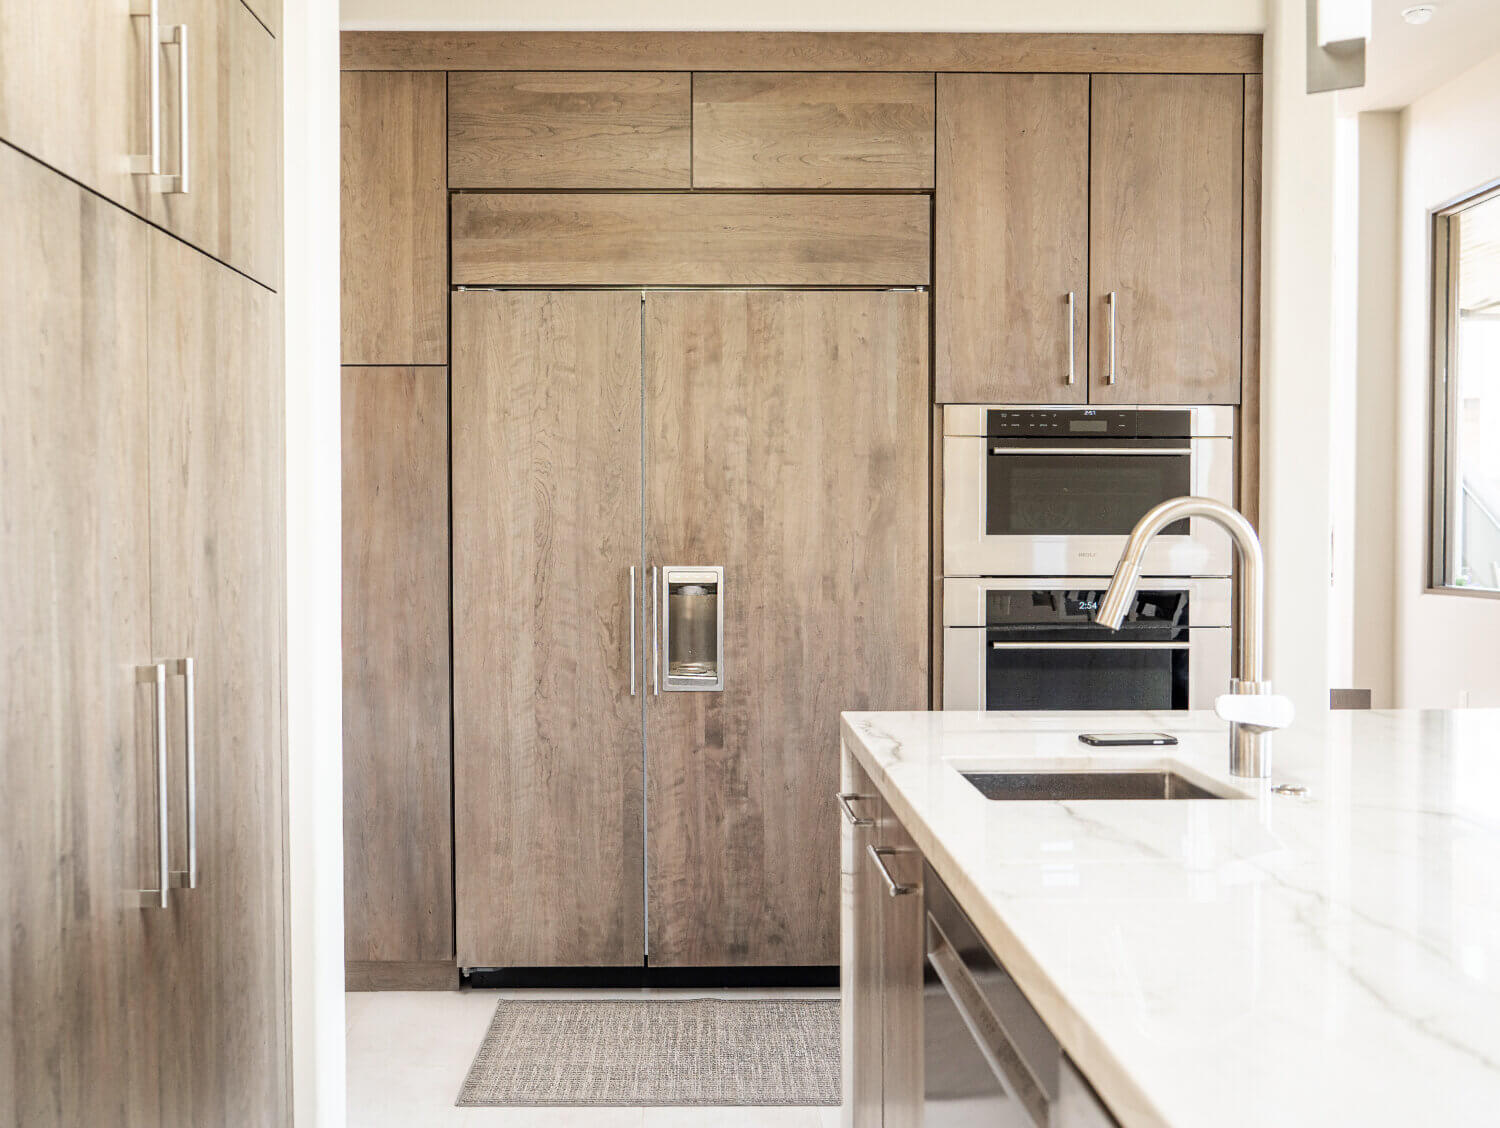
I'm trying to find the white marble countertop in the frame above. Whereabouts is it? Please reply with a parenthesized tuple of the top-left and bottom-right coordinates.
(840, 708, 1500, 1128)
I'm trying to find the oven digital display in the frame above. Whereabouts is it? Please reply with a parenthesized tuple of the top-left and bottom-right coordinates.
(1069, 419, 1110, 433)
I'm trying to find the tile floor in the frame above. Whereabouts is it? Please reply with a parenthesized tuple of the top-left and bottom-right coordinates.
(346, 988, 844, 1128)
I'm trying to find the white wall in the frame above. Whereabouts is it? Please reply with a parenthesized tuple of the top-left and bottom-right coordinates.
(340, 0, 1265, 32)
(284, 0, 346, 1124)
(1394, 52, 1500, 707)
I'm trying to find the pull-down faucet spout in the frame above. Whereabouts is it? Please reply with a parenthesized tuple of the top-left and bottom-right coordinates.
(1095, 496, 1292, 778)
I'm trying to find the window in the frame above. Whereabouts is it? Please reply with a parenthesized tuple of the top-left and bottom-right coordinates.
(1431, 185, 1500, 593)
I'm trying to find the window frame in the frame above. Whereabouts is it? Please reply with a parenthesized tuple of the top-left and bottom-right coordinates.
(1427, 178, 1500, 598)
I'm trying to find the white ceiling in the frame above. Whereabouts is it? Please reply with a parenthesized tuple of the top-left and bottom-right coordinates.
(1340, 0, 1500, 112)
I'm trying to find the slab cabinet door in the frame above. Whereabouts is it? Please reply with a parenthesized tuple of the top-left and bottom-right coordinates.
(644, 290, 929, 967)
(147, 227, 290, 1127)
(452, 290, 646, 969)
(935, 73, 1089, 405)
(842, 751, 884, 1128)
(1089, 74, 1244, 405)
(342, 367, 454, 979)
(876, 802, 924, 1128)
(1, 142, 160, 1128)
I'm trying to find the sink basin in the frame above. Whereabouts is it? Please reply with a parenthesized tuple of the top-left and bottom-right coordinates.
(962, 770, 1236, 801)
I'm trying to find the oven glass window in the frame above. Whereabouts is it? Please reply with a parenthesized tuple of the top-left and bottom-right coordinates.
(986, 453, 1191, 536)
(985, 646, 1188, 711)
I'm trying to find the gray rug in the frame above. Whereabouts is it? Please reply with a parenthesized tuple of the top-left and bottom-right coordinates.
(456, 998, 841, 1107)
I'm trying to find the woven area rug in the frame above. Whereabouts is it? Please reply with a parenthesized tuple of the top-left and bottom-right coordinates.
(456, 998, 841, 1106)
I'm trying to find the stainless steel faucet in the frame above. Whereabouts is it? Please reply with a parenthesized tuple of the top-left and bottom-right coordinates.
(1094, 496, 1292, 778)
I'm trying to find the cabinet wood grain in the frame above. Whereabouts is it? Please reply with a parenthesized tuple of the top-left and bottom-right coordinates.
(936, 74, 1089, 404)
(1241, 74, 1263, 529)
(147, 226, 289, 1128)
(453, 291, 646, 969)
(842, 751, 883, 1128)
(1, 142, 159, 1128)
(342, 31, 1264, 74)
(341, 70, 447, 364)
(644, 291, 929, 967)
(448, 71, 690, 188)
(342, 366, 453, 969)
(1089, 74, 1244, 405)
(451, 193, 931, 287)
(692, 72, 934, 189)
(877, 800, 924, 1128)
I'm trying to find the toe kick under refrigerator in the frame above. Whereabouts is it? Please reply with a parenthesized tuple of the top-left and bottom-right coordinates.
(452, 289, 930, 972)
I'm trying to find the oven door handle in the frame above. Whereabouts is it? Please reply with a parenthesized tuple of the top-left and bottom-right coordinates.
(989, 446, 1193, 456)
(990, 641, 1190, 650)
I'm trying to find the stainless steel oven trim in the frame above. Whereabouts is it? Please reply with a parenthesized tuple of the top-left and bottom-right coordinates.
(944, 404, 1236, 437)
(943, 576, 1233, 629)
(942, 406, 1236, 579)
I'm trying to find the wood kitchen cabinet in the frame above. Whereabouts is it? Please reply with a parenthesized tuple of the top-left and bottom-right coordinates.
(842, 746, 924, 1128)
(936, 73, 1090, 405)
(342, 69, 448, 364)
(1089, 74, 1244, 405)
(644, 291, 929, 967)
(692, 72, 934, 189)
(146, 225, 289, 1127)
(936, 72, 1248, 406)
(343, 367, 455, 986)
(3, 136, 289, 1125)
(452, 291, 647, 970)
(448, 71, 691, 188)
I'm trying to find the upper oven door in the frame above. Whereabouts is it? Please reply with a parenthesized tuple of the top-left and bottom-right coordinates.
(943, 406, 1234, 577)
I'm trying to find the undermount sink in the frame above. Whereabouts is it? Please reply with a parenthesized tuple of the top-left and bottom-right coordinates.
(961, 769, 1240, 801)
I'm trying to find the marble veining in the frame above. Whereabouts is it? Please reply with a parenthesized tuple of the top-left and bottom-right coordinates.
(841, 708, 1500, 1128)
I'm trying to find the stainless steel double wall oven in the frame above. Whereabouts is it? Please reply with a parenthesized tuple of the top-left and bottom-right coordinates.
(942, 406, 1236, 713)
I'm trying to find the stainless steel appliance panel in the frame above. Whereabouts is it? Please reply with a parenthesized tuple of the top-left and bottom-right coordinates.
(943, 405, 1235, 578)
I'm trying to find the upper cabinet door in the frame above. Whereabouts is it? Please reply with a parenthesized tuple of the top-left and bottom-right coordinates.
(448, 71, 691, 188)
(1089, 74, 1244, 405)
(341, 70, 447, 364)
(692, 73, 934, 189)
(935, 74, 1089, 404)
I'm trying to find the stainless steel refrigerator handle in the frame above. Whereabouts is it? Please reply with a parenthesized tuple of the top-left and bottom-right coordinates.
(990, 641, 1191, 651)
(139, 663, 169, 909)
(628, 567, 637, 697)
(129, 0, 161, 176)
(927, 926, 1051, 1128)
(989, 447, 1192, 457)
(836, 792, 874, 827)
(161, 23, 190, 194)
(867, 845, 917, 897)
(168, 658, 197, 890)
(1065, 292, 1076, 386)
(651, 566, 660, 697)
(1107, 290, 1118, 385)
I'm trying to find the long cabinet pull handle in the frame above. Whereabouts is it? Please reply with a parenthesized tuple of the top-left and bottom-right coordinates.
(167, 658, 198, 889)
(629, 567, 637, 697)
(836, 793, 874, 827)
(139, 663, 170, 909)
(1107, 290, 1118, 386)
(129, 0, 161, 176)
(1066, 292, 1076, 386)
(161, 23, 190, 194)
(867, 845, 917, 897)
(651, 566, 660, 697)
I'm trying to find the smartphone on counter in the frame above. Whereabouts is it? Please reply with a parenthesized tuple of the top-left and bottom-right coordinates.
(1078, 732, 1179, 747)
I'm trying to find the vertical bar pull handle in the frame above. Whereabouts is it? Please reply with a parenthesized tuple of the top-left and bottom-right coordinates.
(651, 566, 660, 697)
(1107, 290, 1118, 386)
(129, 0, 161, 176)
(168, 658, 197, 890)
(1066, 292, 1076, 386)
(139, 663, 169, 909)
(628, 567, 637, 697)
(161, 23, 190, 194)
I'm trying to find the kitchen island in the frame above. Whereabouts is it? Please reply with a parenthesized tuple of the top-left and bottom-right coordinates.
(839, 708, 1500, 1127)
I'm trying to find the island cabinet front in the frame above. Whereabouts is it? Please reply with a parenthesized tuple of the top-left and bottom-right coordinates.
(839, 743, 1124, 1128)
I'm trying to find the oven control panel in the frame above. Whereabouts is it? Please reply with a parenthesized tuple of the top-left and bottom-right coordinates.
(985, 409, 1191, 438)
